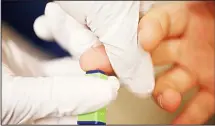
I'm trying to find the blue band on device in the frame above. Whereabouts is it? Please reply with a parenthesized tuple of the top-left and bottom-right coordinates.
(86, 70, 106, 75)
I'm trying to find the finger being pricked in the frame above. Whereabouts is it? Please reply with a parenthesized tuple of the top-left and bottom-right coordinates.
(138, 2, 189, 52)
(153, 65, 197, 112)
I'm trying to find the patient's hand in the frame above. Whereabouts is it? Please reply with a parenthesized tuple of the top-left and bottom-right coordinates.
(138, 2, 214, 124)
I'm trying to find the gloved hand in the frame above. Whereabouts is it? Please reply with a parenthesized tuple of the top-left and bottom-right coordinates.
(2, 39, 120, 124)
(34, 1, 155, 97)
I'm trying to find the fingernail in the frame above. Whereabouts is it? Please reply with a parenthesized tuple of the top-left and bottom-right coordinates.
(157, 94, 164, 108)
(157, 89, 181, 112)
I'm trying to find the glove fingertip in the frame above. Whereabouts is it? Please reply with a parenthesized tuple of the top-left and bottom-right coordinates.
(108, 76, 120, 91)
(34, 15, 54, 41)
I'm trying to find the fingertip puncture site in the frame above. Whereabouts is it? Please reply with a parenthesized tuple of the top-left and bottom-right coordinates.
(79, 45, 115, 75)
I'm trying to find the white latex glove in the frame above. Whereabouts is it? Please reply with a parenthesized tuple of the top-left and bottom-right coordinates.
(34, 1, 155, 97)
(2, 40, 120, 124)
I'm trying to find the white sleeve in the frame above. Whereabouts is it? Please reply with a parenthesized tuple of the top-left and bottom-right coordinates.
(2, 63, 119, 124)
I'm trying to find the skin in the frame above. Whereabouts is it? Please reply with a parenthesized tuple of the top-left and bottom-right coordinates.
(80, 1, 214, 124)
(79, 44, 114, 75)
(138, 2, 214, 124)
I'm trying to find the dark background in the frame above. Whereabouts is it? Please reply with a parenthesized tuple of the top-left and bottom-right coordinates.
(2, 0, 70, 57)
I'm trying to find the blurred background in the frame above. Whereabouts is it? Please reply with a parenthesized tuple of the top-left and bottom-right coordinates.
(2, 0, 70, 57)
(2, 1, 214, 124)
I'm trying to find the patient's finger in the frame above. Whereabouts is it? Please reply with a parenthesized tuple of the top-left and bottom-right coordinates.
(154, 66, 197, 112)
(79, 44, 114, 75)
(152, 39, 180, 65)
(138, 2, 188, 52)
(173, 90, 215, 124)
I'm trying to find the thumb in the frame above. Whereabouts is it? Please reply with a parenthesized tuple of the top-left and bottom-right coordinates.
(50, 74, 120, 115)
(67, 75, 120, 115)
